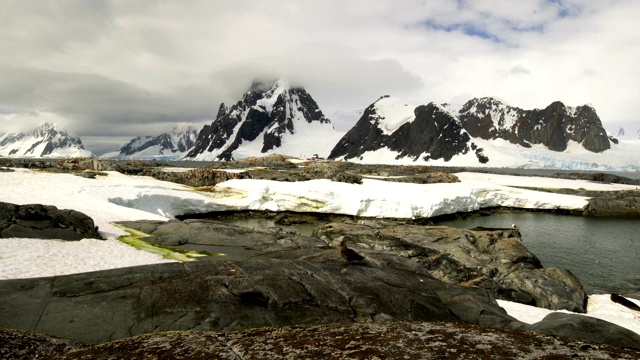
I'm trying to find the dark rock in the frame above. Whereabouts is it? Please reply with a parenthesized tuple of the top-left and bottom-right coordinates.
(518, 312, 640, 350)
(0, 248, 520, 344)
(313, 222, 587, 312)
(458, 97, 611, 153)
(582, 190, 640, 217)
(611, 293, 640, 311)
(0, 202, 101, 240)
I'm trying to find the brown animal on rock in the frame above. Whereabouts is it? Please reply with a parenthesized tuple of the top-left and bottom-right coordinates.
(340, 240, 365, 262)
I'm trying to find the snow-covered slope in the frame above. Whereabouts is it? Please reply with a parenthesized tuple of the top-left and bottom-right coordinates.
(100, 126, 198, 161)
(185, 79, 344, 161)
(0, 123, 93, 158)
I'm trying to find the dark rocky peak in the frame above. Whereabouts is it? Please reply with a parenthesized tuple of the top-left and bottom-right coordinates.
(388, 103, 473, 162)
(329, 98, 488, 164)
(186, 78, 333, 160)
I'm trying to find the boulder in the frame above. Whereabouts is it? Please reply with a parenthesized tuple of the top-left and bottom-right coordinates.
(313, 222, 587, 312)
(0, 202, 101, 240)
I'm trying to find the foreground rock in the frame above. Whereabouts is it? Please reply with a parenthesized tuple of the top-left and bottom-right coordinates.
(5, 322, 640, 360)
(120, 217, 587, 313)
(0, 328, 83, 359)
(314, 222, 587, 312)
(0, 201, 101, 240)
(2, 244, 639, 350)
(0, 250, 519, 345)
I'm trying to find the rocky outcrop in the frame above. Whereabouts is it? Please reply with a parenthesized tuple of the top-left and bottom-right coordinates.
(582, 190, 640, 217)
(5, 322, 640, 359)
(0, 202, 101, 240)
(2, 216, 638, 350)
(0, 250, 517, 345)
(313, 222, 587, 312)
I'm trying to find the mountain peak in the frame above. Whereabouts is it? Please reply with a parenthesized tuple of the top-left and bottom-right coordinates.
(0, 122, 93, 158)
(185, 78, 338, 161)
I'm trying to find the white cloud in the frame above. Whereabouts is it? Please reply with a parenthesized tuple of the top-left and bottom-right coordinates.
(0, 0, 638, 154)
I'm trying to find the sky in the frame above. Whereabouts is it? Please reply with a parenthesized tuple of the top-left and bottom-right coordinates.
(1, 0, 639, 155)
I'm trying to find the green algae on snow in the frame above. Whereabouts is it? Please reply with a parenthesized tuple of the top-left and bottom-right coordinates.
(117, 226, 225, 262)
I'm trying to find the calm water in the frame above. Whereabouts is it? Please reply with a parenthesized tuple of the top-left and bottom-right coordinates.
(437, 212, 640, 295)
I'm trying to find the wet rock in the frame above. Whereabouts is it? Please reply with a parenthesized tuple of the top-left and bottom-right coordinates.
(313, 222, 587, 312)
(0, 202, 101, 240)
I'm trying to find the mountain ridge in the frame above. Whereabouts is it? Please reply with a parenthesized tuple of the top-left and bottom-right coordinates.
(100, 126, 198, 160)
(0, 123, 93, 158)
(328, 95, 616, 166)
(185, 79, 341, 161)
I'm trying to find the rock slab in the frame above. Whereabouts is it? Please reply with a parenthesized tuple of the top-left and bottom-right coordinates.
(0, 201, 101, 240)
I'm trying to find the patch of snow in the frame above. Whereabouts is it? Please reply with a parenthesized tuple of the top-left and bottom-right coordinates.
(372, 96, 416, 135)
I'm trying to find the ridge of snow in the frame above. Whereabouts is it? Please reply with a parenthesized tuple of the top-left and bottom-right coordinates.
(372, 96, 416, 135)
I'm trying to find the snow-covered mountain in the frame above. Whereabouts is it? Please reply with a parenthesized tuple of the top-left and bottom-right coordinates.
(329, 96, 639, 171)
(185, 79, 344, 161)
(100, 126, 198, 160)
(0, 123, 93, 158)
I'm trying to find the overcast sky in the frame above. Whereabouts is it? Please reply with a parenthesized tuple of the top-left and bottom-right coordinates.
(1, 0, 639, 155)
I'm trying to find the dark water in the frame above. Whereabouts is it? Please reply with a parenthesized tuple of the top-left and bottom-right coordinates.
(437, 212, 640, 295)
